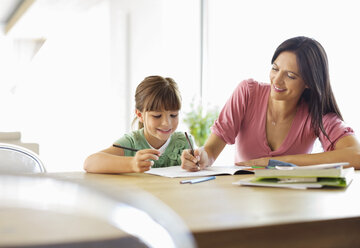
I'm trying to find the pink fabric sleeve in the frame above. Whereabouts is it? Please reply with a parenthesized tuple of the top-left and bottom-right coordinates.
(210, 80, 252, 144)
(319, 113, 354, 151)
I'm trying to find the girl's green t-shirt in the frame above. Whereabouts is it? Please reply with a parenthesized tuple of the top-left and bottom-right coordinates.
(113, 128, 194, 167)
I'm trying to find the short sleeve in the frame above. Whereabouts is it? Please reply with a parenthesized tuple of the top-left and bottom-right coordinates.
(319, 113, 354, 151)
(113, 134, 136, 156)
(210, 79, 252, 144)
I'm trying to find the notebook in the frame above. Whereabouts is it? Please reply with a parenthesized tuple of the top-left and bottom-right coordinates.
(145, 165, 254, 178)
(255, 162, 349, 178)
(233, 162, 354, 189)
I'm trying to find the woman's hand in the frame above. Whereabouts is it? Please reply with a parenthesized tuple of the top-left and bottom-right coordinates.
(131, 149, 160, 172)
(181, 147, 212, 172)
(236, 157, 270, 167)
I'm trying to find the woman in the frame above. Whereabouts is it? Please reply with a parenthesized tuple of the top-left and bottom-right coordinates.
(181, 36, 360, 171)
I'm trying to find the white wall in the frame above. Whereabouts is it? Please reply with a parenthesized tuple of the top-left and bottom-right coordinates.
(0, 0, 200, 171)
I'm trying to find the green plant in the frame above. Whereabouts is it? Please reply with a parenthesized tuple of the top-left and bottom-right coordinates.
(183, 101, 219, 147)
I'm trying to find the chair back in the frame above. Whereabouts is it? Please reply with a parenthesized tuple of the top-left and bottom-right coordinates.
(0, 143, 46, 173)
(0, 174, 196, 248)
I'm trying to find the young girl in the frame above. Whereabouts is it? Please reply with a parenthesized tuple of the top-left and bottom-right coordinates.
(84, 75, 194, 173)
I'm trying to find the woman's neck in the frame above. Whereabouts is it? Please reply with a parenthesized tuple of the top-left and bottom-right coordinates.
(268, 98, 298, 123)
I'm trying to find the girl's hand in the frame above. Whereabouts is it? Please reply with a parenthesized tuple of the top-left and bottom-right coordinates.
(181, 147, 212, 172)
(235, 157, 270, 167)
(131, 149, 160, 172)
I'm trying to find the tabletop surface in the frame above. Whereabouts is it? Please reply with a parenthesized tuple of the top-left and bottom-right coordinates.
(2, 170, 359, 248)
(45, 171, 360, 233)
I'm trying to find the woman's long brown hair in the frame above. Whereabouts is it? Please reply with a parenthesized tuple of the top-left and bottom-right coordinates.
(271, 36, 342, 144)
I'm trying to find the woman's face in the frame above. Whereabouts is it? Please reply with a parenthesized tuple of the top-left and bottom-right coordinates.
(269, 51, 307, 103)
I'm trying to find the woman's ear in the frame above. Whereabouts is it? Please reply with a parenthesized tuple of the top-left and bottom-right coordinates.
(135, 109, 144, 123)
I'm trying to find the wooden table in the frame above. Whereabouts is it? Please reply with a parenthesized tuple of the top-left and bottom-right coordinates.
(44, 171, 360, 248)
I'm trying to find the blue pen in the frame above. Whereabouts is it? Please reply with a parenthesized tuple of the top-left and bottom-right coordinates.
(180, 176, 216, 184)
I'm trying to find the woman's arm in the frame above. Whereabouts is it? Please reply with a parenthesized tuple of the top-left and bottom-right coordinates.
(84, 146, 160, 173)
(236, 135, 360, 169)
(203, 133, 227, 164)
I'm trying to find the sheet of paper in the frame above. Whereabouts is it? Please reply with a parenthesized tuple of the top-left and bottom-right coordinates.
(145, 165, 252, 178)
(290, 162, 349, 170)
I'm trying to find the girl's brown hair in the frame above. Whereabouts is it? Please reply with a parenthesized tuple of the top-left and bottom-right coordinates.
(132, 75, 182, 129)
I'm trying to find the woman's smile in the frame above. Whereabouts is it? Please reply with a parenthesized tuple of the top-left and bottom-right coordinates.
(273, 84, 286, 92)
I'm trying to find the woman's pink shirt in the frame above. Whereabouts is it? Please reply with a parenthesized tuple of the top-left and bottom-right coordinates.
(211, 79, 354, 163)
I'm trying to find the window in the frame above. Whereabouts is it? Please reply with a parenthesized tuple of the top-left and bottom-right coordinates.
(203, 0, 360, 159)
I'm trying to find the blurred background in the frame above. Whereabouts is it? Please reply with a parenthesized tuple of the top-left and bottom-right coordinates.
(1, 0, 359, 171)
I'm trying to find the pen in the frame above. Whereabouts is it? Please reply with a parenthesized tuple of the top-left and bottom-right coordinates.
(185, 132, 199, 168)
(113, 144, 139, 152)
(180, 176, 216, 184)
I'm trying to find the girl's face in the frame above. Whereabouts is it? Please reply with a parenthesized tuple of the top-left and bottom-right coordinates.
(269, 51, 308, 103)
(136, 109, 179, 149)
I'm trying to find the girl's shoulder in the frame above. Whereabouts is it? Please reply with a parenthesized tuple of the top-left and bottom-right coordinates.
(120, 129, 144, 142)
(115, 129, 149, 151)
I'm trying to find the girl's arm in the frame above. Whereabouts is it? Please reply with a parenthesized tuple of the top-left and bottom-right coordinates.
(236, 135, 360, 169)
(84, 146, 160, 173)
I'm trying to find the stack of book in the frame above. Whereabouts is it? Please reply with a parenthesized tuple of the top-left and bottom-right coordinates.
(233, 162, 354, 189)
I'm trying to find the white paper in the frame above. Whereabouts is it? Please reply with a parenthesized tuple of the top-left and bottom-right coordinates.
(145, 165, 253, 178)
(289, 162, 349, 170)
